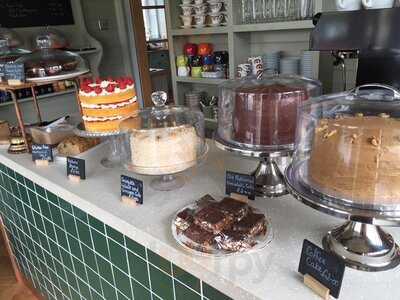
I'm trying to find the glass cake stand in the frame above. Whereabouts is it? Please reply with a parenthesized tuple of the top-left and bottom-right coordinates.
(74, 122, 125, 168)
(124, 143, 209, 191)
(215, 134, 292, 198)
(286, 161, 400, 272)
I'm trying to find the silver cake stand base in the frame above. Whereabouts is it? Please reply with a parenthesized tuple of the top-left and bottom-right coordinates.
(215, 135, 292, 198)
(74, 123, 124, 169)
(286, 161, 400, 272)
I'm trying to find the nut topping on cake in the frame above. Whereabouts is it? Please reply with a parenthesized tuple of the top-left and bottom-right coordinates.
(323, 129, 337, 139)
(369, 136, 380, 147)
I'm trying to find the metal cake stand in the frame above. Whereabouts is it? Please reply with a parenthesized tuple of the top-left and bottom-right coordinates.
(74, 122, 125, 168)
(215, 134, 292, 197)
(285, 161, 400, 272)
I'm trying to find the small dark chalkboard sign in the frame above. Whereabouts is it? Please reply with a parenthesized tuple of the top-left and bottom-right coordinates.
(121, 175, 143, 205)
(4, 62, 25, 82)
(67, 157, 85, 180)
(32, 144, 53, 162)
(0, 63, 5, 79)
(225, 171, 255, 200)
(298, 240, 345, 299)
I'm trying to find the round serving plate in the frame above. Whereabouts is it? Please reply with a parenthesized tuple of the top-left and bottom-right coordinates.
(26, 68, 89, 83)
(214, 133, 293, 159)
(73, 122, 122, 138)
(171, 202, 273, 258)
(285, 160, 400, 226)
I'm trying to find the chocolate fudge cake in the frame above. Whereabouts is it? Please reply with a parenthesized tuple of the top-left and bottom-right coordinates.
(233, 213, 266, 237)
(183, 224, 215, 253)
(215, 230, 257, 252)
(194, 206, 233, 234)
(174, 208, 194, 232)
(233, 84, 308, 146)
(215, 197, 249, 221)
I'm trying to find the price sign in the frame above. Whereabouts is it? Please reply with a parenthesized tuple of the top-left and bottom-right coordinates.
(4, 62, 25, 83)
(67, 157, 85, 180)
(121, 175, 143, 206)
(298, 240, 345, 299)
(32, 144, 53, 163)
(225, 171, 255, 200)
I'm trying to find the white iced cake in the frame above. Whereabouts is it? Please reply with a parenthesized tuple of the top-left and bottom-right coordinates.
(130, 125, 198, 175)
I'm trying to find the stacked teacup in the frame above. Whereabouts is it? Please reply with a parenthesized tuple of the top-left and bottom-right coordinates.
(207, 0, 226, 27)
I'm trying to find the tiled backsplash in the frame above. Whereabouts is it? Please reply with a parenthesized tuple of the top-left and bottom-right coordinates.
(0, 163, 232, 300)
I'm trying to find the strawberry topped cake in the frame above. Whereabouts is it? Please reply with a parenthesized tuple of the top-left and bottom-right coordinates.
(78, 77, 139, 132)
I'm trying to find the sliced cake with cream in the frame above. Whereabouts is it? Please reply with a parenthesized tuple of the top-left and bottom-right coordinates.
(78, 77, 139, 132)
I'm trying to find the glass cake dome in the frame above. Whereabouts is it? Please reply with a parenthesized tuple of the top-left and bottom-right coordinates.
(289, 84, 400, 210)
(15, 37, 87, 80)
(120, 91, 208, 190)
(33, 27, 68, 49)
(0, 28, 30, 62)
(217, 74, 322, 152)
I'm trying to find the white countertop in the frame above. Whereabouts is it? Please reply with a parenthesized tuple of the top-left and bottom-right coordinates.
(1, 141, 400, 300)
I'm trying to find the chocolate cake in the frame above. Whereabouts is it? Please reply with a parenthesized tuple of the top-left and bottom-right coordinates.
(232, 213, 266, 237)
(215, 229, 257, 252)
(232, 84, 308, 146)
(174, 208, 194, 232)
(183, 224, 215, 253)
(194, 206, 233, 234)
(215, 197, 249, 221)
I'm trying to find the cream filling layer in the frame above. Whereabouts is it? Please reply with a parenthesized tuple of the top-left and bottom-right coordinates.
(79, 81, 135, 97)
(82, 115, 124, 122)
(81, 97, 137, 109)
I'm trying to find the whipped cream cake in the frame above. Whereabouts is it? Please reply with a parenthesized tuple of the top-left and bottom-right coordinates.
(79, 77, 139, 132)
(130, 125, 198, 175)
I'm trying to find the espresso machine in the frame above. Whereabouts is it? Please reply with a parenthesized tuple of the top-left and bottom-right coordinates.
(311, 8, 400, 91)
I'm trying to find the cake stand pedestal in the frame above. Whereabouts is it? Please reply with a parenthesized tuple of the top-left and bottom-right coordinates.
(215, 134, 292, 197)
(286, 161, 400, 272)
(74, 123, 124, 168)
(125, 143, 209, 191)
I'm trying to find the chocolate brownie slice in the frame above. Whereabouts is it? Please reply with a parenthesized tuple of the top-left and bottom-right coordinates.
(215, 229, 257, 252)
(233, 213, 266, 237)
(175, 208, 194, 232)
(183, 224, 215, 253)
(194, 205, 233, 234)
(215, 197, 249, 221)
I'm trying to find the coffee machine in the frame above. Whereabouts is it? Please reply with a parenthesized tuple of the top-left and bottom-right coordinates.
(311, 8, 400, 91)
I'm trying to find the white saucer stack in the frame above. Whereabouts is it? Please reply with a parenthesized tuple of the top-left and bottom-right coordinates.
(301, 51, 315, 79)
(262, 52, 281, 75)
(280, 57, 300, 75)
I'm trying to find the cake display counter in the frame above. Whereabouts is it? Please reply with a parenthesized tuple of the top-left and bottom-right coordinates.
(285, 84, 400, 271)
(0, 141, 399, 300)
(216, 75, 321, 197)
(120, 91, 208, 191)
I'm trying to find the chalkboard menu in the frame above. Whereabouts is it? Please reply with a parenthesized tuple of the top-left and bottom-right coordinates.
(32, 144, 53, 162)
(298, 240, 345, 298)
(0, 0, 74, 28)
(67, 157, 85, 180)
(121, 175, 143, 205)
(226, 171, 256, 200)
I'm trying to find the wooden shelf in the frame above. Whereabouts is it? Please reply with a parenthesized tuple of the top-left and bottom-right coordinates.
(233, 20, 314, 33)
(171, 26, 229, 36)
(176, 77, 228, 85)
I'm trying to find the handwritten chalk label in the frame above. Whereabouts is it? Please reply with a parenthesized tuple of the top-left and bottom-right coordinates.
(121, 175, 143, 205)
(4, 62, 25, 82)
(226, 171, 255, 200)
(32, 144, 53, 162)
(67, 157, 85, 180)
(298, 240, 345, 298)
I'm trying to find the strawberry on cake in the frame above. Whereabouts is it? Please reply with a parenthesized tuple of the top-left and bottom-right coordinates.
(78, 77, 139, 132)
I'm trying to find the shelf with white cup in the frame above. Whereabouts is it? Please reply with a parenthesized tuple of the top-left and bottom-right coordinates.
(232, 20, 314, 33)
(175, 77, 228, 85)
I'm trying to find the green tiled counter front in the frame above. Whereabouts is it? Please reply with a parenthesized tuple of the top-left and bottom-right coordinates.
(0, 163, 231, 300)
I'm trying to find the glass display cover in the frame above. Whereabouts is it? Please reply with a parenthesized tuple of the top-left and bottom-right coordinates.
(120, 92, 207, 175)
(217, 74, 321, 151)
(291, 84, 400, 211)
